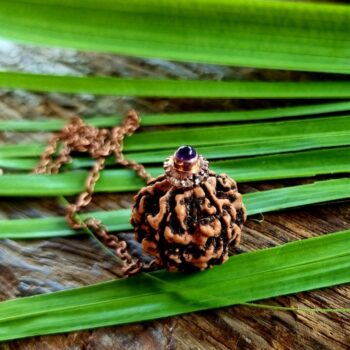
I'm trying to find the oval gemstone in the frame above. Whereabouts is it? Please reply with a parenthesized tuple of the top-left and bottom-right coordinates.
(175, 145, 197, 162)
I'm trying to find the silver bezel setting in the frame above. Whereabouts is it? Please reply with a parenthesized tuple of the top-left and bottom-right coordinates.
(164, 154, 209, 188)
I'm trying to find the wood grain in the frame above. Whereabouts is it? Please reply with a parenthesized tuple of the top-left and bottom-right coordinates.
(0, 41, 349, 350)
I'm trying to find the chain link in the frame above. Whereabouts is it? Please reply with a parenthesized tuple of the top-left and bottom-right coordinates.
(33, 110, 154, 276)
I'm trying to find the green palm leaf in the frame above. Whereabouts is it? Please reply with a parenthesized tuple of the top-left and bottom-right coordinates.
(1, 100, 350, 131)
(3, 132, 350, 166)
(2, 133, 350, 168)
(1, 1, 350, 73)
(124, 115, 350, 151)
(3, 72, 350, 97)
(0, 147, 349, 196)
(0, 178, 348, 239)
(0, 228, 349, 341)
(1, 115, 349, 161)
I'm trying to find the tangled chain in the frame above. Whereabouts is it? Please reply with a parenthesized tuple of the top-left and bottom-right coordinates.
(34, 110, 153, 276)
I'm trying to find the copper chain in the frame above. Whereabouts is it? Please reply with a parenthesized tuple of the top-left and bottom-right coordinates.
(34, 110, 153, 276)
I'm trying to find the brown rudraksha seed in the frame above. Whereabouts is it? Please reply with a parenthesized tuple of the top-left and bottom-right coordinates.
(131, 146, 247, 272)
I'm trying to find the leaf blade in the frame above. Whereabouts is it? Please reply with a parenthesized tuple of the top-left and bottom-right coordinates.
(0, 147, 349, 196)
(0, 178, 349, 239)
(1, 115, 350, 161)
(1, 1, 350, 73)
(4, 72, 350, 97)
(2, 101, 350, 131)
(0, 229, 349, 340)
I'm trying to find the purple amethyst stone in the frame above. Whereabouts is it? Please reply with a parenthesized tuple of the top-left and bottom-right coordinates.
(175, 145, 197, 162)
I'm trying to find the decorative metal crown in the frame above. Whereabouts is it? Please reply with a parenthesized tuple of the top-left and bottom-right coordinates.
(164, 145, 209, 188)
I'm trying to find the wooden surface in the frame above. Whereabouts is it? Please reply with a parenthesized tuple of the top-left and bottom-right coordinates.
(0, 42, 349, 350)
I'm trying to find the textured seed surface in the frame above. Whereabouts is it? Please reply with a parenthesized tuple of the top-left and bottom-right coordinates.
(131, 172, 247, 271)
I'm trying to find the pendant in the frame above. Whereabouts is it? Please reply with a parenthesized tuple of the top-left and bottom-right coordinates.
(131, 146, 247, 272)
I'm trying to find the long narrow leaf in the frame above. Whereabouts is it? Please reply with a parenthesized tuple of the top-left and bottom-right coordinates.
(1, 1, 350, 73)
(213, 147, 350, 182)
(106, 135, 350, 164)
(124, 115, 350, 151)
(3, 132, 350, 165)
(3, 72, 350, 97)
(1, 115, 349, 160)
(2, 101, 350, 131)
(0, 178, 349, 239)
(0, 148, 349, 196)
(2, 133, 350, 169)
(29, 146, 350, 180)
(0, 228, 349, 340)
(0, 144, 45, 158)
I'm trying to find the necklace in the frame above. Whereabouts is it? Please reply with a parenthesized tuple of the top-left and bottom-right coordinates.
(35, 111, 246, 276)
